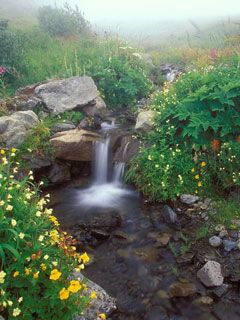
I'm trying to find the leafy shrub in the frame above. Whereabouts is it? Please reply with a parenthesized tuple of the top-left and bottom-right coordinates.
(207, 141, 240, 190)
(151, 63, 240, 150)
(127, 61, 240, 200)
(0, 19, 26, 73)
(126, 137, 211, 201)
(92, 48, 153, 108)
(38, 4, 90, 37)
(0, 149, 93, 319)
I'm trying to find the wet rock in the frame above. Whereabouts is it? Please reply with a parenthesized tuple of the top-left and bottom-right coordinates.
(209, 236, 222, 248)
(82, 96, 107, 117)
(50, 129, 100, 161)
(0, 110, 39, 147)
(180, 194, 199, 205)
(197, 261, 224, 287)
(51, 122, 76, 133)
(213, 283, 229, 298)
(78, 116, 102, 131)
(22, 154, 52, 170)
(135, 110, 157, 132)
(114, 135, 140, 163)
(169, 280, 197, 297)
(35, 76, 98, 115)
(213, 301, 240, 320)
(73, 273, 117, 320)
(145, 306, 169, 320)
(223, 239, 237, 252)
(48, 162, 71, 184)
(163, 205, 181, 229)
(176, 252, 195, 265)
(194, 296, 214, 306)
(91, 229, 110, 240)
(154, 233, 171, 247)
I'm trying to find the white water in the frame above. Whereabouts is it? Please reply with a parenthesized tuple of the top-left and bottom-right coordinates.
(77, 122, 136, 209)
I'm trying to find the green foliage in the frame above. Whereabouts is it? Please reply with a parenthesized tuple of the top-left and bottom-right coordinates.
(127, 61, 240, 201)
(0, 19, 26, 73)
(0, 149, 92, 319)
(210, 199, 240, 228)
(38, 4, 90, 37)
(92, 49, 153, 108)
(126, 137, 211, 201)
(151, 62, 240, 149)
(18, 111, 83, 157)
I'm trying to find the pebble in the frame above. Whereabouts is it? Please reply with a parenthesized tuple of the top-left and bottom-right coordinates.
(197, 261, 224, 287)
(219, 229, 228, 238)
(169, 280, 197, 297)
(223, 239, 237, 252)
(209, 236, 222, 248)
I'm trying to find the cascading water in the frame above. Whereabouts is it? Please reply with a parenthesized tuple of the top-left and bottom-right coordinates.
(76, 121, 137, 209)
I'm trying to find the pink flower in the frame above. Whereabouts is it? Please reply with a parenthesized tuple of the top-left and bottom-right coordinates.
(209, 48, 218, 59)
(0, 66, 6, 76)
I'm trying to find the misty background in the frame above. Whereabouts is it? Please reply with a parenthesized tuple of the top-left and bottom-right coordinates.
(0, 0, 239, 44)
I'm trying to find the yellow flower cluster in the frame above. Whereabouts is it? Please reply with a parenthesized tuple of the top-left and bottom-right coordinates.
(59, 280, 82, 300)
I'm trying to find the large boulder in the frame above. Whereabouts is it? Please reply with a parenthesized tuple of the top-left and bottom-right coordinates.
(0, 111, 39, 147)
(82, 96, 107, 117)
(35, 76, 100, 115)
(135, 110, 157, 132)
(50, 129, 100, 161)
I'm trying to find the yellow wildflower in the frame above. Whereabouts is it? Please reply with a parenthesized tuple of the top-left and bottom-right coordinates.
(19, 233, 25, 239)
(6, 205, 13, 211)
(50, 269, 62, 281)
(2, 157, 8, 165)
(198, 181, 202, 187)
(11, 148, 17, 153)
(59, 288, 70, 300)
(40, 263, 46, 271)
(33, 272, 39, 279)
(13, 271, 19, 278)
(0, 149, 5, 154)
(191, 168, 195, 173)
(80, 252, 90, 264)
(90, 291, 97, 299)
(0, 200, 4, 206)
(68, 280, 82, 293)
(195, 174, 200, 180)
(43, 255, 49, 260)
(49, 215, 60, 226)
(25, 268, 32, 275)
(201, 161, 206, 167)
(98, 314, 106, 320)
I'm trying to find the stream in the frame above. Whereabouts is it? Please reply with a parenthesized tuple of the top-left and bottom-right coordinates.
(50, 122, 240, 320)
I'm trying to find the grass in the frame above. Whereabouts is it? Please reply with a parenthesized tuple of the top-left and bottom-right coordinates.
(209, 199, 240, 229)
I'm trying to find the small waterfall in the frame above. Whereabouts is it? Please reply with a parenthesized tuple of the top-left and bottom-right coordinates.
(113, 162, 125, 183)
(76, 121, 136, 209)
(94, 137, 110, 184)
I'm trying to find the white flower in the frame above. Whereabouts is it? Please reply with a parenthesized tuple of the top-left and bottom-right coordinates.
(13, 308, 21, 317)
(43, 255, 49, 260)
(11, 219, 17, 227)
(19, 233, 25, 239)
(38, 235, 44, 242)
(0, 271, 6, 284)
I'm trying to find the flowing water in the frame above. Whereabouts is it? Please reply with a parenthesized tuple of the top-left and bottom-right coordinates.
(51, 122, 238, 319)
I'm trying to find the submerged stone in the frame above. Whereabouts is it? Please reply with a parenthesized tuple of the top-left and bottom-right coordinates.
(169, 280, 197, 297)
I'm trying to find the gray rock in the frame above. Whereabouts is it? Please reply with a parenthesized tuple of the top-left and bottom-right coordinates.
(213, 283, 229, 297)
(82, 96, 107, 117)
(135, 110, 157, 132)
(22, 154, 52, 170)
(209, 236, 222, 248)
(180, 194, 199, 205)
(35, 76, 98, 115)
(48, 162, 71, 184)
(0, 111, 38, 147)
(197, 261, 224, 287)
(163, 205, 181, 229)
(72, 273, 117, 320)
(223, 239, 237, 252)
(51, 122, 76, 134)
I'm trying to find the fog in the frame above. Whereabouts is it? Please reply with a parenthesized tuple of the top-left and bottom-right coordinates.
(0, 0, 239, 38)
